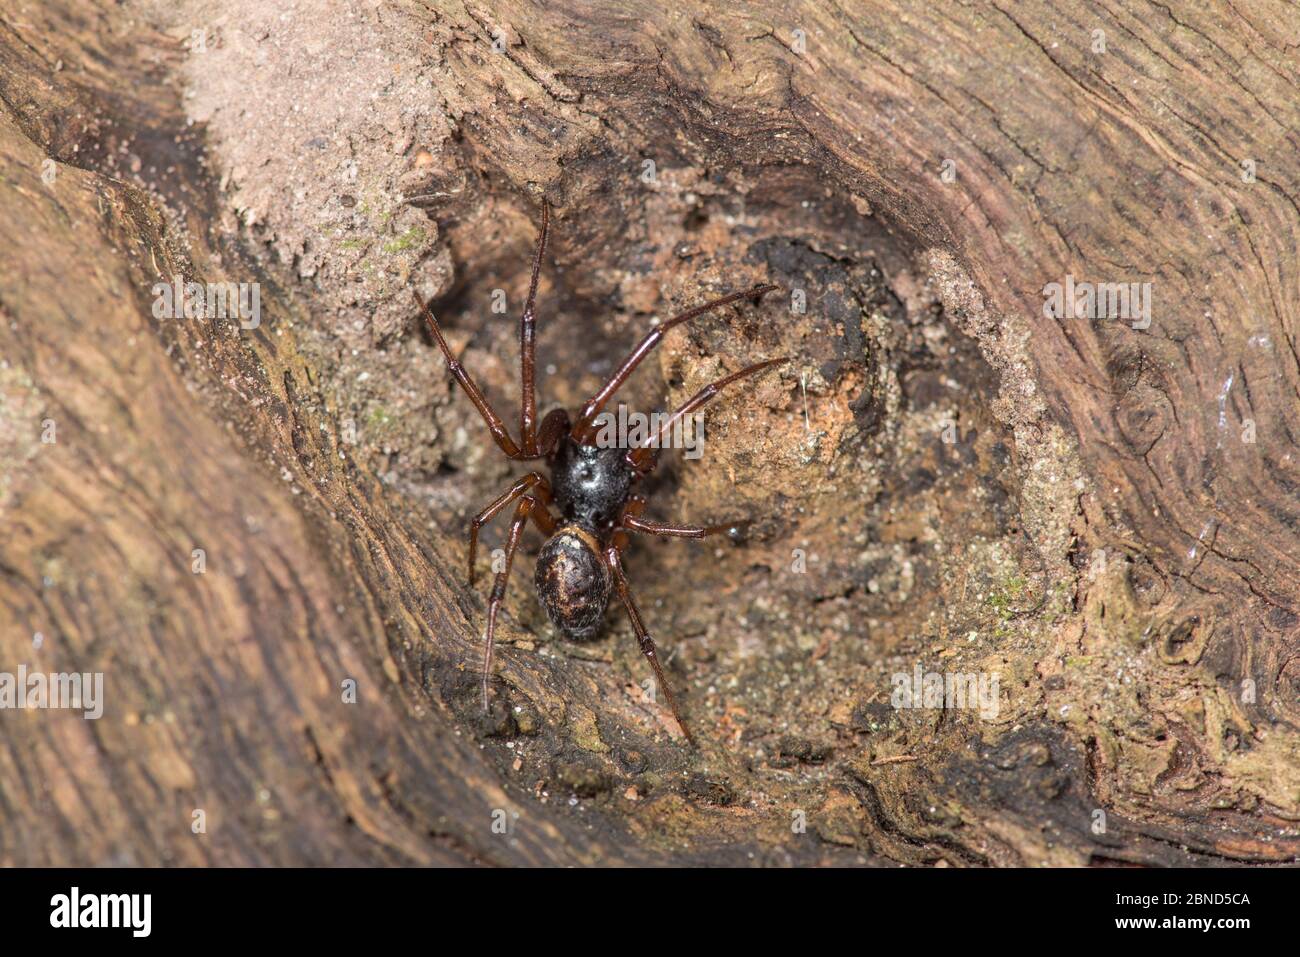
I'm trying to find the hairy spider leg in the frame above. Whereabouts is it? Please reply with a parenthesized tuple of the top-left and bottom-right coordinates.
(569, 283, 777, 444)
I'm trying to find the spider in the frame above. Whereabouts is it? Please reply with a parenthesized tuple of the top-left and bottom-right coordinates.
(414, 201, 785, 744)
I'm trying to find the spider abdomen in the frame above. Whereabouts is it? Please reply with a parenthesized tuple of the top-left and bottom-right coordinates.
(535, 525, 611, 639)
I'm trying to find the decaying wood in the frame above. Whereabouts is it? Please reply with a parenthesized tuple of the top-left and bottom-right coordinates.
(1, 0, 1298, 866)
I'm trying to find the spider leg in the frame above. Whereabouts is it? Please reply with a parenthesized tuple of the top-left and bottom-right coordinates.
(570, 283, 777, 443)
(619, 492, 748, 544)
(481, 493, 556, 710)
(519, 201, 550, 456)
(626, 356, 789, 472)
(621, 515, 746, 539)
(529, 495, 558, 537)
(605, 541, 696, 745)
(467, 472, 553, 585)
(414, 290, 524, 459)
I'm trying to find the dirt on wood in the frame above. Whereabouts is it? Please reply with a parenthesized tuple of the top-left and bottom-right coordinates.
(1, 0, 1298, 866)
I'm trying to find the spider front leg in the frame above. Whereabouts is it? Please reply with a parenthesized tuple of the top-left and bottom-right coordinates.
(604, 538, 696, 745)
(625, 355, 788, 474)
(414, 289, 525, 460)
(416, 202, 556, 461)
(518, 201, 549, 456)
(570, 283, 778, 444)
(481, 493, 557, 710)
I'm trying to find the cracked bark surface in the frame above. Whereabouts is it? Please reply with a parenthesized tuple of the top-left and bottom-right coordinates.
(1, 0, 1298, 866)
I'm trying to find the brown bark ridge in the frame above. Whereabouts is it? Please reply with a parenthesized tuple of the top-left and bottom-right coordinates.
(1, 0, 1298, 865)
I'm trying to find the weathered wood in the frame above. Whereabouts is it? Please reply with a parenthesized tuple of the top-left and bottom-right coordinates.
(1, 0, 1298, 866)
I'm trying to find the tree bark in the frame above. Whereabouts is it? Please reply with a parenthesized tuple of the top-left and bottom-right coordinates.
(1, 0, 1298, 866)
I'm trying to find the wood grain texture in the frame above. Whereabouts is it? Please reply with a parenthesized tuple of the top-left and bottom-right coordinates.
(1, 0, 1298, 865)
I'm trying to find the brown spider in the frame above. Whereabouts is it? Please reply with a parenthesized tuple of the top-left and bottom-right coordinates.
(415, 201, 785, 744)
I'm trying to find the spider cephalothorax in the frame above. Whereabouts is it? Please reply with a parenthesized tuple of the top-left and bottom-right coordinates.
(415, 200, 785, 744)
